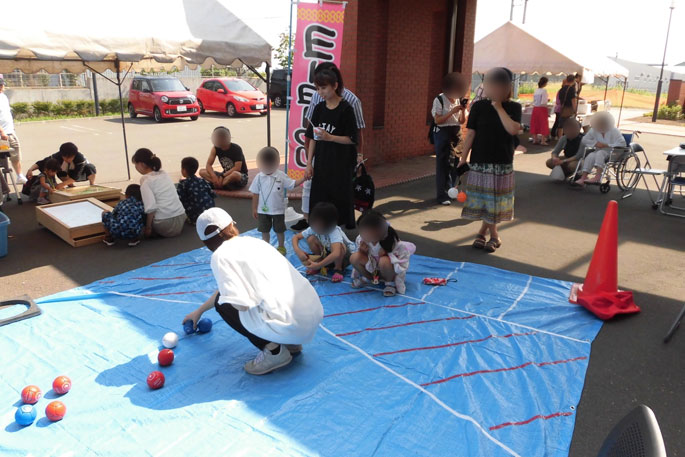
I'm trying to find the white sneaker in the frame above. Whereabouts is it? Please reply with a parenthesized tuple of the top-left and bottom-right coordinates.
(440, 200, 451, 206)
(244, 344, 293, 375)
(36, 196, 50, 205)
(16, 174, 27, 185)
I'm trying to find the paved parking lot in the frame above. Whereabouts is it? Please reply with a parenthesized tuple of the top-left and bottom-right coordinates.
(15, 109, 287, 183)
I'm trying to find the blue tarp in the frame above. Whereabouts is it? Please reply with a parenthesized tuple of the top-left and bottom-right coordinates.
(0, 230, 602, 456)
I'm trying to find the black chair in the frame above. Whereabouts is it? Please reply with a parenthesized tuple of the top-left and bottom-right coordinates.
(596, 405, 667, 457)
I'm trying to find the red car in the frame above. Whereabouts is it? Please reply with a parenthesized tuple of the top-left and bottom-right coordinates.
(128, 76, 200, 122)
(196, 78, 268, 117)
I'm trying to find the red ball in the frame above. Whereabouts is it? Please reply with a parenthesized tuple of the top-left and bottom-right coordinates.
(457, 191, 467, 203)
(147, 371, 165, 390)
(53, 376, 72, 395)
(21, 385, 42, 404)
(158, 349, 174, 367)
(45, 401, 66, 421)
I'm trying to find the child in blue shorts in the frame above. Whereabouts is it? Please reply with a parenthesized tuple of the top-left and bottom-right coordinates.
(177, 156, 216, 224)
(102, 184, 145, 247)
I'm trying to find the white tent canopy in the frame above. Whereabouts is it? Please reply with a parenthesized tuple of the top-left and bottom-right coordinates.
(0, 0, 272, 74)
(473, 22, 628, 80)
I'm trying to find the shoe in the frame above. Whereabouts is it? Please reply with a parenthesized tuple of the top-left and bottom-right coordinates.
(103, 236, 115, 246)
(285, 344, 303, 355)
(36, 196, 50, 205)
(128, 239, 141, 247)
(277, 246, 287, 256)
(440, 200, 451, 206)
(244, 344, 293, 375)
(16, 174, 27, 185)
(291, 219, 309, 231)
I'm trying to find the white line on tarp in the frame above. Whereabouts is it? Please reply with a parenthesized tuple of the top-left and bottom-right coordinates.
(498, 275, 533, 320)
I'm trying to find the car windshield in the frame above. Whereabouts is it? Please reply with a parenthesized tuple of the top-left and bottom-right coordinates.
(226, 80, 257, 92)
(150, 79, 187, 92)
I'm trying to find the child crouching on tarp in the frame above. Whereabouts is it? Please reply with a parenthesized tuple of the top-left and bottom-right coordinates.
(350, 210, 416, 297)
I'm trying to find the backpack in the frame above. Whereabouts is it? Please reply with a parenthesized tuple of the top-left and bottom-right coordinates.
(428, 95, 445, 145)
(353, 163, 375, 212)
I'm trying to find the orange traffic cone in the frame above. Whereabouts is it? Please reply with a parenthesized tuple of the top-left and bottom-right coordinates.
(569, 200, 639, 320)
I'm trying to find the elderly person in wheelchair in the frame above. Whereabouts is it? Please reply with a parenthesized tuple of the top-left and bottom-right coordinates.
(573, 112, 626, 187)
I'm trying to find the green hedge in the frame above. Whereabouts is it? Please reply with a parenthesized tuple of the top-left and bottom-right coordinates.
(10, 98, 128, 120)
(657, 103, 684, 121)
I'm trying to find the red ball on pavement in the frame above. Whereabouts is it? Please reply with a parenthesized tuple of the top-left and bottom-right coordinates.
(158, 349, 174, 367)
(147, 371, 165, 390)
(21, 385, 42, 404)
(457, 191, 467, 203)
(52, 375, 72, 395)
(45, 401, 66, 421)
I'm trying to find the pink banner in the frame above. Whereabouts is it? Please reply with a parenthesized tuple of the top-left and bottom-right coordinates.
(286, 2, 346, 179)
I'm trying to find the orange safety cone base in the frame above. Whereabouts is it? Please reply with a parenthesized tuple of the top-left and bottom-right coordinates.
(570, 283, 640, 320)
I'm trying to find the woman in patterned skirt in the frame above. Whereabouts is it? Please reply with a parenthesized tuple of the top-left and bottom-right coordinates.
(458, 67, 521, 253)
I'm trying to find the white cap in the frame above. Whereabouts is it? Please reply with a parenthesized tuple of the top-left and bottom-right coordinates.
(196, 208, 234, 241)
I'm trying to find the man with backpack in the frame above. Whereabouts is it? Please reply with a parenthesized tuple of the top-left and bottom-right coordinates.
(430, 73, 468, 205)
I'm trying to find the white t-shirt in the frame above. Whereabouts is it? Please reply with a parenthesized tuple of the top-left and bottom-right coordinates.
(248, 170, 296, 215)
(212, 237, 323, 344)
(581, 127, 626, 149)
(301, 226, 356, 253)
(0, 93, 15, 135)
(431, 94, 460, 127)
(140, 170, 186, 220)
(533, 88, 548, 107)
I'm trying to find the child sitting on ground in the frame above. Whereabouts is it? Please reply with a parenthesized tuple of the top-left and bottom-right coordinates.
(292, 202, 356, 283)
(249, 146, 306, 255)
(102, 184, 146, 247)
(30, 158, 61, 204)
(574, 112, 626, 187)
(350, 210, 416, 296)
(177, 157, 216, 224)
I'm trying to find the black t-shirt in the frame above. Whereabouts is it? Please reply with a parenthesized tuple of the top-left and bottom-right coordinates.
(558, 85, 576, 107)
(215, 144, 247, 174)
(36, 151, 89, 179)
(305, 99, 358, 172)
(466, 100, 522, 165)
(561, 133, 584, 159)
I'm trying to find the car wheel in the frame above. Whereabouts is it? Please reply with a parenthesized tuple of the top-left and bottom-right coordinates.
(190, 115, 199, 121)
(153, 107, 163, 123)
(128, 103, 138, 118)
(273, 96, 283, 108)
(198, 99, 205, 113)
(226, 103, 236, 117)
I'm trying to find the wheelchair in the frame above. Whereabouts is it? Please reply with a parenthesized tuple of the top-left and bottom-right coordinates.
(571, 131, 659, 197)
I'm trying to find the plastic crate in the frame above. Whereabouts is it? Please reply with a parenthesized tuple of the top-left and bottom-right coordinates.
(0, 211, 9, 258)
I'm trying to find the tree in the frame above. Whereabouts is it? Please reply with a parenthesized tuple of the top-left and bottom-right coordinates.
(274, 31, 294, 68)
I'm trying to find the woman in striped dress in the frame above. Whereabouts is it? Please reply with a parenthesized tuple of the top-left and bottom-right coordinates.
(458, 67, 522, 253)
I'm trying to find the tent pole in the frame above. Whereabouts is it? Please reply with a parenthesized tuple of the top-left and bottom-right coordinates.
(266, 63, 272, 147)
(284, 0, 295, 176)
(115, 60, 131, 180)
(617, 76, 627, 127)
(603, 77, 608, 102)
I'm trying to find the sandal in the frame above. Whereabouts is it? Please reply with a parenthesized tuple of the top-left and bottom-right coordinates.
(305, 268, 320, 276)
(351, 276, 369, 289)
(331, 270, 344, 283)
(383, 282, 397, 297)
(484, 238, 502, 253)
(472, 234, 486, 249)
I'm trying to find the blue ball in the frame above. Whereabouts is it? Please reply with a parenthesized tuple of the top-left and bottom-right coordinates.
(15, 405, 37, 426)
(183, 320, 196, 335)
(197, 318, 212, 334)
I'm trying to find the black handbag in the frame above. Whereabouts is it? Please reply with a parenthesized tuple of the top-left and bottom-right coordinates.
(353, 163, 375, 212)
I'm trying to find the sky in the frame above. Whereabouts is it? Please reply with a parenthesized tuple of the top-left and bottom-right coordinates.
(229, 0, 685, 67)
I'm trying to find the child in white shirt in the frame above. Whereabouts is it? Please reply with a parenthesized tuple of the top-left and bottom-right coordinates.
(350, 210, 416, 296)
(292, 202, 356, 283)
(249, 147, 306, 255)
(183, 208, 323, 375)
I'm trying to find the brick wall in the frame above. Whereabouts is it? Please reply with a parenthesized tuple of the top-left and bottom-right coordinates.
(340, 0, 477, 165)
(666, 79, 685, 108)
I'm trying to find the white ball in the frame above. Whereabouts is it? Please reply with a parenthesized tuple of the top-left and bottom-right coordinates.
(162, 332, 178, 349)
(447, 187, 459, 199)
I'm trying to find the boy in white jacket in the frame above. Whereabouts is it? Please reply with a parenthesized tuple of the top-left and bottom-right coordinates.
(574, 112, 626, 186)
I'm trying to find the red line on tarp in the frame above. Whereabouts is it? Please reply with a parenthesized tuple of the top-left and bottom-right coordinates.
(489, 411, 574, 431)
(373, 331, 536, 357)
(324, 302, 426, 318)
(142, 290, 211, 297)
(150, 262, 209, 268)
(319, 289, 376, 298)
(131, 275, 210, 281)
(420, 356, 588, 387)
(337, 315, 476, 337)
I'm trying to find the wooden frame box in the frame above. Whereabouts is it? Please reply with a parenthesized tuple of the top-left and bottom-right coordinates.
(36, 198, 112, 247)
(50, 185, 123, 206)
